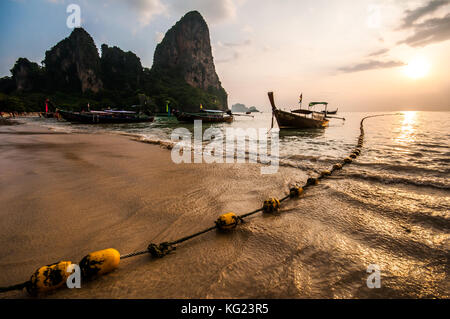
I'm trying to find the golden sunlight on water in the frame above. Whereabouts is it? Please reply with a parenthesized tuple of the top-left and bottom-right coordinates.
(2, 113, 447, 298)
(395, 111, 417, 145)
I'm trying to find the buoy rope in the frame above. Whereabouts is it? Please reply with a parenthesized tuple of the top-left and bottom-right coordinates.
(118, 113, 401, 259)
(0, 282, 27, 293)
(0, 113, 401, 293)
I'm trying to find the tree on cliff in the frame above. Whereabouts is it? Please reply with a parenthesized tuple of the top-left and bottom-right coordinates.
(10, 58, 46, 92)
(0, 12, 228, 113)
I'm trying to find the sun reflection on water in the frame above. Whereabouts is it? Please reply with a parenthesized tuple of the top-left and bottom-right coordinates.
(395, 111, 417, 145)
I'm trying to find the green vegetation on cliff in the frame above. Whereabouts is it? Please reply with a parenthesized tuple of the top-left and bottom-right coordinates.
(0, 12, 228, 113)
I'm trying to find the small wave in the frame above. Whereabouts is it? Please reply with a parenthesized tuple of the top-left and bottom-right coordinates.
(414, 142, 449, 149)
(281, 154, 338, 165)
(353, 161, 448, 175)
(124, 133, 175, 150)
(436, 157, 450, 164)
(346, 172, 450, 190)
(409, 152, 424, 158)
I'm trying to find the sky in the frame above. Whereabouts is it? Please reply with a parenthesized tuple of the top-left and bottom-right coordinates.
(0, 0, 449, 111)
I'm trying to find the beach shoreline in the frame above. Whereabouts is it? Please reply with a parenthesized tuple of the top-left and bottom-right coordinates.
(0, 121, 302, 298)
(0, 120, 447, 299)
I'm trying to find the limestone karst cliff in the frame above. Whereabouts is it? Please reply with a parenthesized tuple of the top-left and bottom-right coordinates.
(150, 11, 228, 111)
(44, 28, 103, 93)
(1, 12, 228, 113)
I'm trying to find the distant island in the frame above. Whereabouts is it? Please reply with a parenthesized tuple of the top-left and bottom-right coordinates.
(0, 11, 228, 114)
(231, 103, 260, 113)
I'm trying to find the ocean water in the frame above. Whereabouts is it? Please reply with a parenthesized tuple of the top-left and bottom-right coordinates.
(21, 111, 449, 298)
(28, 111, 450, 190)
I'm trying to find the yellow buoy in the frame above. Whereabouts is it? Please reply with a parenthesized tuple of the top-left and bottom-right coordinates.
(307, 177, 318, 186)
(344, 157, 352, 163)
(350, 154, 357, 159)
(215, 212, 239, 230)
(27, 261, 72, 295)
(321, 170, 331, 176)
(333, 163, 343, 170)
(289, 186, 303, 198)
(263, 198, 280, 213)
(79, 248, 120, 280)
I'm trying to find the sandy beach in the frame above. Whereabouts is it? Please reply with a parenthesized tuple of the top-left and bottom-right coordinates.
(1, 0, 449, 305)
(0, 121, 305, 298)
(1, 119, 448, 299)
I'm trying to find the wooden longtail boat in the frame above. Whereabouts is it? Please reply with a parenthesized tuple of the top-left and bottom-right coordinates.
(174, 109, 233, 123)
(323, 109, 338, 115)
(40, 112, 56, 118)
(268, 92, 329, 129)
(58, 110, 154, 124)
(307, 102, 338, 115)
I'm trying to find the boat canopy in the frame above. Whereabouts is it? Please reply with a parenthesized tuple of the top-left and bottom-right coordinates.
(89, 111, 109, 114)
(103, 110, 136, 114)
(292, 109, 313, 114)
(202, 109, 225, 113)
(309, 102, 328, 107)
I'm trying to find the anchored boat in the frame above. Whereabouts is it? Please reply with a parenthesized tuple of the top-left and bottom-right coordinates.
(40, 112, 56, 119)
(174, 109, 233, 123)
(58, 110, 154, 124)
(322, 109, 338, 115)
(268, 92, 329, 129)
(308, 102, 338, 115)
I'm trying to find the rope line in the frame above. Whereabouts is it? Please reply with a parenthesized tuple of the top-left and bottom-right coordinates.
(0, 113, 401, 293)
(118, 113, 401, 260)
(0, 282, 27, 293)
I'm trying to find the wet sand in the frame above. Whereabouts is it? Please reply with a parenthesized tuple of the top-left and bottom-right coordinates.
(0, 121, 447, 299)
(0, 122, 304, 298)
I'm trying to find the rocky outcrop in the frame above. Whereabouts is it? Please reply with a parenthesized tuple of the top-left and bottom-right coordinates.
(151, 11, 228, 110)
(2, 12, 230, 113)
(43, 28, 103, 93)
(101, 44, 143, 91)
(10, 58, 44, 92)
(248, 106, 260, 112)
(231, 103, 260, 113)
(231, 103, 248, 113)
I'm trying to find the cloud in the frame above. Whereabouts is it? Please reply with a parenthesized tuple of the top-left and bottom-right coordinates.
(400, 0, 449, 28)
(168, 0, 237, 24)
(242, 25, 254, 34)
(222, 39, 251, 48)
(367, 48, 389, 57)
(118, 0, 166, 26)
(214, 38, 250, 63)
(216, 52, 240, 63)
(399, 13, 450, 47)
(338, 60, 405, 73)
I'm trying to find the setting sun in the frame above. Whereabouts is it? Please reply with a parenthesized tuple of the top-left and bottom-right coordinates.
(403, 57, 431, 79)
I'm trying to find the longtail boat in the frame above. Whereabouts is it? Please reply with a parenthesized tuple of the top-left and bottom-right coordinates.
(268, 92, 329, 129)
(40, 112, 56, 118)
(322, 108, 338, 115)
(58, 110, 154, 124)
(174, 109, 233, 123)
(308, 102, 338, 115)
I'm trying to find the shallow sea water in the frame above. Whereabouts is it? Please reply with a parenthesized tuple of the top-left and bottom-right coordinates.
(21, 111, 449, 298)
